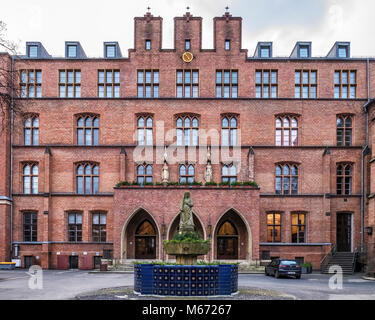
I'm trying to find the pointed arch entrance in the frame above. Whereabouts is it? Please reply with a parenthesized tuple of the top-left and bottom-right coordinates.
(122, 208, 159, 260)
(214, 209, 250, 260)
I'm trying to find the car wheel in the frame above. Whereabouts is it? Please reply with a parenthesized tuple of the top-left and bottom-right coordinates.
(265, 270, 268, 276)
(275, 270, 280, 278)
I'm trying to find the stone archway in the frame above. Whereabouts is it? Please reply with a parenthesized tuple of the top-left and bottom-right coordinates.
(121, 208, 160, 260)
(213, 209, 250, 260)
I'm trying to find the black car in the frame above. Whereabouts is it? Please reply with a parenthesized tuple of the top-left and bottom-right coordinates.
(265, 259, 301, 279)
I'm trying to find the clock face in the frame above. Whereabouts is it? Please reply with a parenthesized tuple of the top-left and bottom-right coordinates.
(182, 51, 194, 63)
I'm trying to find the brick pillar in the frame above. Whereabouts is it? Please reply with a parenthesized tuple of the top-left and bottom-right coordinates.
(120, 147, 126, 181)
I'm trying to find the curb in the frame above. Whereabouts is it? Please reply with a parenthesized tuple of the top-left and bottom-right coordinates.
(362, 276, 375, 281)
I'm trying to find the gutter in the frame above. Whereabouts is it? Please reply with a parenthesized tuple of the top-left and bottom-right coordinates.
(361, 58, 371, 252)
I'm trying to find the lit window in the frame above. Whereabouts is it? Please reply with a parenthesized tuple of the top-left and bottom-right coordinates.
(267, 213, 281, 242)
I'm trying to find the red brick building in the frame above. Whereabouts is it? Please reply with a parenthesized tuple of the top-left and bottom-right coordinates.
(1, 11, 375, 270)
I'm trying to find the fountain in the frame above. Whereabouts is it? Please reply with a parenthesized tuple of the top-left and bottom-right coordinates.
(134, 192, 238, 297)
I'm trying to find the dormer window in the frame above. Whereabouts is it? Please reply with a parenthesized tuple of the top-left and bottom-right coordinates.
(260, 46, 270, 58)
(225, 40, 230, 51)
(105, 45, 116, 58)
(338, 45, 348, 58)
(299, 45, 309, 58)
(145, 40, 151, 51)
(28, 45, 38, 58)
(185, 40, 191, 51)
(67, 45, 77, 58)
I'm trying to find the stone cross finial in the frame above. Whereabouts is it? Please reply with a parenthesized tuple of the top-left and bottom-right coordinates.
(225, 6, 229, 12)
(147, 6, 151, 12)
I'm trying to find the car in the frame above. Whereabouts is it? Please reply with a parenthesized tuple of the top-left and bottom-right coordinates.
(265, 259, 302, 279)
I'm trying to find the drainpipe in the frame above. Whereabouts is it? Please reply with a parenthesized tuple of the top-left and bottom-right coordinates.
(9, 55, 14, 260)
(361, 58, 371, 252)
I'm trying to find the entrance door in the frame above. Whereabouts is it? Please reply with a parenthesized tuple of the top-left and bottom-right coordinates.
(93, 256, 102, 269)
(24, 256, 33, 269)
(135, 237, 156, 259)
(69, 256, 79, 269)
(135, 220, 156, 259)
(337, 213, 352, 252)
(217, 221, 238, 260)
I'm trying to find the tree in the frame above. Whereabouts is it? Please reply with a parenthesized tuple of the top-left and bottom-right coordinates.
(0, 21, 22, 131)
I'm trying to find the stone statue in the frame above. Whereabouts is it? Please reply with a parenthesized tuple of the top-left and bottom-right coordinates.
(205, 162, 213, 183)
(162, 161, 169, 184)
(204, 146, 213, 182)
(179, 192, 195, 232)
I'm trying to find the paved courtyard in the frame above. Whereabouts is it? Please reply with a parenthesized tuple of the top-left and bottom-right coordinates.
(0, 269, 374, 300)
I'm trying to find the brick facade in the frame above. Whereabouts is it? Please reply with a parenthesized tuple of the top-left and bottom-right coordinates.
(0, 11, 374, 270)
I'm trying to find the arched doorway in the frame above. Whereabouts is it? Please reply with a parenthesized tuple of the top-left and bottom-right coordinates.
(217, 221, 238, 259)
(135, 220, 156, 259)
(214, 209, 250, 260)
(122, 209, 159, 260)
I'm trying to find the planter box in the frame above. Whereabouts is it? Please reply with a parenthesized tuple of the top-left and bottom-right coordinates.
(0, 262, 16, 270)
(301, 266, 312, 274)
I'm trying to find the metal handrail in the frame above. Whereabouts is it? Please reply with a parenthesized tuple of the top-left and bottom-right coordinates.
(320, 244, 336, 270)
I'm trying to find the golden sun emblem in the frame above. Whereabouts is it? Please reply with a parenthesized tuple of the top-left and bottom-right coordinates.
(182, 51, 194, 63)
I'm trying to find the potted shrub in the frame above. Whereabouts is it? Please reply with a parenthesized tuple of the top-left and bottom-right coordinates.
(301, 262, 312, 274)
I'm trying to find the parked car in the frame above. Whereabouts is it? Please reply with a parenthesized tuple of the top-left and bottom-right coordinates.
(265, 259, 301, 279)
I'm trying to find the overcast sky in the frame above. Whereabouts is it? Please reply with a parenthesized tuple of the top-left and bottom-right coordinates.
(1, 0, 374, 58)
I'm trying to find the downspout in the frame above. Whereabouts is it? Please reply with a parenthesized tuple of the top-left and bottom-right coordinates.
(361, 58, 371, 252)
(9, 55, 14, 259)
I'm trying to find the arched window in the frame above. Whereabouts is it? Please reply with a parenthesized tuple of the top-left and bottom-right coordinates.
(76, 163, 99, 194)
(291, 212, 306, 243)
(24, 116, 39, 146)
(337, 115, 352, 146)
(77, 115, 99, 146)
(267, 213, 281, 242)
(275, 116, 298, 146)
(23, 163, 38, 194)
(179, 164, 195, 184)
(221, 164, 237, 183)
(176, 116, 199, 146)
(137, 164, 153, 184)
(275, 164, 298, 195)
(221, 116, 237, 146)
(137, 116, 153, 145)
(337, 164, 352, 195)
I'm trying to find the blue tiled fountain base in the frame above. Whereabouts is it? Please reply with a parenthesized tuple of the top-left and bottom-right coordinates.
(134, 264, 238, 296)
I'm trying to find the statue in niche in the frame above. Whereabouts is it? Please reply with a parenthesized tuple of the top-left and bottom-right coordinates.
(204, 146, 213, 182)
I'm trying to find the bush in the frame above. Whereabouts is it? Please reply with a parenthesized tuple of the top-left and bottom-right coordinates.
(301, 262, 312, 267)
(204, 181, 217, 186)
